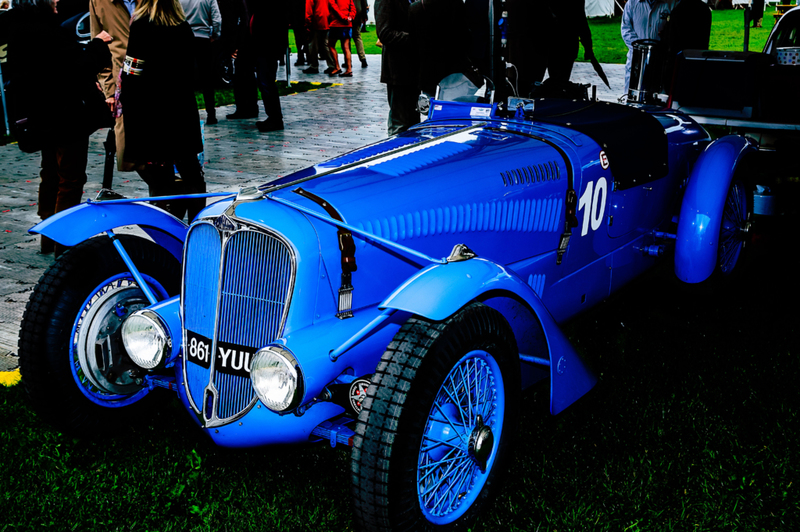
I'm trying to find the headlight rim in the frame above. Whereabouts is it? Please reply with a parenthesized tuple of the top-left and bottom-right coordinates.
(121, 309, 171, 371)
(250, 345, 304, 413)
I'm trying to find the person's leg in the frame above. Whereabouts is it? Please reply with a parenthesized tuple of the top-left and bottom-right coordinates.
(305, 30, 321, 72)
(196, 37, 217, 123)
(52, 136, 89, 215)
(321, 30, 335, 71)
(387, 85, 420, 135)
(42, 136, 89, 255)
(37, 146, 58, 253)
(38, 146, 58, 221)
(342, 37, 352, 74)
(229, 43, 259, 118)
(294, 29, 307, 64)
(352, 24, 367, 66)
(175, 154, 206, 222)
(328, 37, 340, 75)
(255, 54, 284, 130)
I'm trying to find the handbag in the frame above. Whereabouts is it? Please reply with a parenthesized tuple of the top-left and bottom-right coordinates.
(12, 117, 42, 154)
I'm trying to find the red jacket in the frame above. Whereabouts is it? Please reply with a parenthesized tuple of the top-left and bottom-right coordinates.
(306, 0, 330, 30)
(328, 0, 356, 28)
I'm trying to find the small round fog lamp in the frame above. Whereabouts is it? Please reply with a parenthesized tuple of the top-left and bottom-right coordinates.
(250, 346, 303, 412)
(121, 310, 169, 369)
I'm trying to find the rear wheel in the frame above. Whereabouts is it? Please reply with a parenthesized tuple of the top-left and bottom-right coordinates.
(717, 179, 751, 277)
(18, 235, 180, 433)
(351, 303, 520, 531)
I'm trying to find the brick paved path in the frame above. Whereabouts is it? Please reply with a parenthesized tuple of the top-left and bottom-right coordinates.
(0, 57, 625, 367)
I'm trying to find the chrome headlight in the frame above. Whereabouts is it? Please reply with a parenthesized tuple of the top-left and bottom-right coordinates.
(121, 310, 170, 370)
(417, 93, 431, 114)
(250, 345, 303, 412)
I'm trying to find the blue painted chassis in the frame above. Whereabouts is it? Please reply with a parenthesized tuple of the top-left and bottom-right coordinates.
(29, 99, 754, 448)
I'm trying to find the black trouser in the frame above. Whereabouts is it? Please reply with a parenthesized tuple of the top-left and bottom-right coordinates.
(139, 154, 206, 221)
(38, 136, 89, 219)
(256, 54, 283, 124)
(232, 42, 259, 115)
(192, 37, 217, 117)
(386, 85, 420, 136)
(752, 0, 764, 22)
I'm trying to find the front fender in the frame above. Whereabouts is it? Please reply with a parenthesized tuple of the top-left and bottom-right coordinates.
(30, 202, 188, 261)
(380, 258, 597, 415)
(675, 135, 756, 283)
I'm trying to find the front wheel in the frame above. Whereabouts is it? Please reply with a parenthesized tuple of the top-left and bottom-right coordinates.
(351, 303, 520, 531)
(18, 235, 181, 433)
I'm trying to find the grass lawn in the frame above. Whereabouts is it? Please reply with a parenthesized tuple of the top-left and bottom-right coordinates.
(1, 218, 798, 531)
(303, 10, 778, 66)
(195, 80, 332, 111)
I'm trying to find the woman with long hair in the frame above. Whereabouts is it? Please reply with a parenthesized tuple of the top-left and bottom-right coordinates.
(120, 0, 206, 220)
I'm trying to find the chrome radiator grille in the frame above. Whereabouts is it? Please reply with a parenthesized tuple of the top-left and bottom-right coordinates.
(182, 221, 295, 426)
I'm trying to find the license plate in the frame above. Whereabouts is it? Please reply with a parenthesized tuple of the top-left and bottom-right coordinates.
(185, 330, 255, 379)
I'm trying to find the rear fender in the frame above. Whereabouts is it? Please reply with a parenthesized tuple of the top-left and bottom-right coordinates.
(675, 135, 756, 283)
(29, 202, 189, 261)
(380, 258, 597, 414)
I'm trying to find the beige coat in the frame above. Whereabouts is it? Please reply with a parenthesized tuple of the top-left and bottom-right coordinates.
(89, 0, 134, 170)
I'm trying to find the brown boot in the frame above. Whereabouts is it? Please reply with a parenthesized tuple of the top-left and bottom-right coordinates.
(755, 18, 762, 28)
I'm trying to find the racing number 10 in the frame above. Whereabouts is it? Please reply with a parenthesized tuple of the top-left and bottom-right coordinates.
(578, 177, 608, 236)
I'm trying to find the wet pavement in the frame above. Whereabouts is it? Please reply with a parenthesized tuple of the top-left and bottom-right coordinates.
(0, 56, 625, 369)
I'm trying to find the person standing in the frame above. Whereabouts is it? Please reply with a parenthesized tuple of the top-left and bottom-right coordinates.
(225, 0, 259, 119)
(752, 0, 764, 28)
(547, 0, 594, 84)
(376, 0, 419, 135)
(6, 0, 112, 255)
(328, 0, 356, 77)
(120, 0, 207, 220)
(303, 0, 335, 74)
(180, 0, 222, 124)
(251, 0, 288, 131)
(291, 0, 309, 65)
(352, 0, 368, 68)
(89, 0, 138, 172)
(621, 0, 679, 92)
(409, 0, 475, 96)
(506, 0, 550, 96)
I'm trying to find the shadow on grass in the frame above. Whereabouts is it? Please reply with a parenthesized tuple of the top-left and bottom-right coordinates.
(1, 212, 798, 532)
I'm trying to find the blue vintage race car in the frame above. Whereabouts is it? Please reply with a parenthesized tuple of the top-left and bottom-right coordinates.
(19, 80, 753, 531)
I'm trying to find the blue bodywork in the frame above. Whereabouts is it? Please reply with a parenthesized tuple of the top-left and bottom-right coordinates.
(30, 98, 748, 449)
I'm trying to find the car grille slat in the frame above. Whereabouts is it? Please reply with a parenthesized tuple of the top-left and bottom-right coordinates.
(183, 223, 294, 426)
(183, 224, 222, 410)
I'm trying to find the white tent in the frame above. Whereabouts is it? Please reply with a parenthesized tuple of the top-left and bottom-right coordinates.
(586, 0, 615, 18)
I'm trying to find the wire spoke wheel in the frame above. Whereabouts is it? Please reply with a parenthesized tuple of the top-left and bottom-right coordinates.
(718, 180, 750, 276)
(352, 303, 519, 532)
(418, 350, 504, 524)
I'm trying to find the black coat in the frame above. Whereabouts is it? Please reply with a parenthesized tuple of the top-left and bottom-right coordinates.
(376, 0, 419, 87)
(409, 0, 474, 94)
(4, 9, 110, 141)
(250, 0, 289, 59)
(121, 19, 202, 163)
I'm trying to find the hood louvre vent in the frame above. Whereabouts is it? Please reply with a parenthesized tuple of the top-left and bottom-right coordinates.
(501, 161, 561, 187)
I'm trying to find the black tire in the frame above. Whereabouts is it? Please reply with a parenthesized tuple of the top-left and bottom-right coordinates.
(18, 235, 181, 434)
(351, 303, 520, 532)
